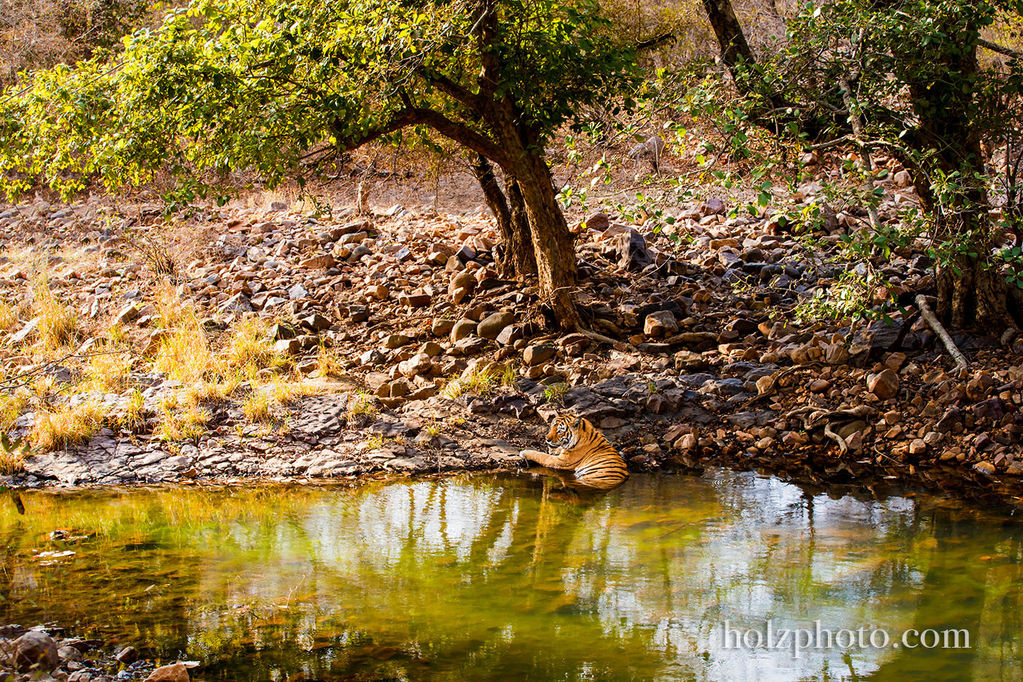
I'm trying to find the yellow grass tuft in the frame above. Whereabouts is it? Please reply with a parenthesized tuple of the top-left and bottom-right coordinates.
(155, 402, 210, 442)
(347, 390, 377, 419)
(117, 389, 147, 433)
(0, 298, 17, 334)
(153, 322, 214, 384)
(84, 350, 133, 393)
(0, 440, 26, 475)
(31, 278, 77, 350)
(242, 391, 273, 423)
(30, 401, 106, 451)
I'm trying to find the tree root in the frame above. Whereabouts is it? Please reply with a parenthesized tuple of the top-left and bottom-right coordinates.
(915, 294, 968, 373)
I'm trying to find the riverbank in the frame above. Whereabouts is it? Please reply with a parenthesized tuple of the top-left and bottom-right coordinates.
(1, 194, 1021, 505)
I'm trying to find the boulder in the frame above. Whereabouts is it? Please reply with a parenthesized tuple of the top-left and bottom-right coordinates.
(644, 310, 678, 337)
(450, 319, 477, 342)
(477, 311, 515, 340)
(13, 631, 59, 672)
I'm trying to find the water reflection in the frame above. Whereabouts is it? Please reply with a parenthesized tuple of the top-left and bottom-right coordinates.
(1, 472, 1021, 681)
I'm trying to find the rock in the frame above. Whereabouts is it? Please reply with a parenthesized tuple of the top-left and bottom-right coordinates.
(10, 317, 39, 344)
(419, 341, 443, 356)
(616, 229, 653, 271)
(398, 291, 432, 308)
(894, 169, 913, 188)
(644, 310, 678, 337)
(114, 303, 141, 325)
(909, 439, 927, 456)
(974, 397, 1005, 422)
(384, 333, 413, 349)
(496, 325, 523, 346)
(582, 212, 610, 232)
(523, 344, 556, 366)
(359, 349, 385, 365)
(477, 311, 515, 340)
(13, 631, 59, 672)
(288, 283, 308, 300)
(299, 313, 331, 332)
(701, 197, 726, 216)
(450, 319, 477, 342)
(824, 343, 849, 365)
(299, 254, 335, 269)
(431, 318, 455, 336)
(367, 284, 390, 300)
(274, 338, 302, 355)
(449, 271, 477, 303)
(145, 663, 190, 682)
(974, 460, 997, 475)
(867, 369, 900, 400)
(116, 646, 140, 664)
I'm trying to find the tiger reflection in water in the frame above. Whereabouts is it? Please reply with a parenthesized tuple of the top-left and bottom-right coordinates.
(520, 414, 629, 491)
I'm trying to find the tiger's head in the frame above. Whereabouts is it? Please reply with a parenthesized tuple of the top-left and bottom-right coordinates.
(545, 414, 580, 448)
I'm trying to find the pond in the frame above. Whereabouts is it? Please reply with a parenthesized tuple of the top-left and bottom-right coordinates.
(1, 471, 1022, 681)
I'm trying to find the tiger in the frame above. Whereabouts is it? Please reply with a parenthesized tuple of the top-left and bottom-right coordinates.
(520, 415, 629, 491)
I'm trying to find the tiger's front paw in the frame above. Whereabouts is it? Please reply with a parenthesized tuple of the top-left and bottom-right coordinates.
(519, 449, 545, 466)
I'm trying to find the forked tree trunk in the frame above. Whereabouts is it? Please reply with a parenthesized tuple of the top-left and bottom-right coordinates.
(471, 154, 536, 278)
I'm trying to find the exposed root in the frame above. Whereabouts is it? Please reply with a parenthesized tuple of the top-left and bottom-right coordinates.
(915, 294, 968, 374)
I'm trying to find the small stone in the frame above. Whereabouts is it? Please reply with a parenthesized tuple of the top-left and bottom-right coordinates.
(299, 254, 335, 269)
(808, 379, 831, 393)
(288, 284, 308, 300)
(114, 303, 141, 325)
(384, 333, 413, 349)
(908, 439, 927, 456)
(523, 344, 556, 366)
(116, 646, 140, 665)
(145, 663, 190, 682)
(10, 317, 39, 344)
(13, 631, 59, 672)
(367, 284, 390, 300)
(399, 291, 432, 308)
(274, 338, 302, 355)
(867, 369, 900, 400)
(419, 341, 443, 357)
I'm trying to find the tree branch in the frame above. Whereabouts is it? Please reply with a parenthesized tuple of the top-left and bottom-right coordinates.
(332, 106, 506, 166)
(636, 33, 675, 52)
(978, 38, 1022, 60)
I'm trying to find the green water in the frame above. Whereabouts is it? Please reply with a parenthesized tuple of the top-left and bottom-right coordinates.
(1, 471, 1022, 681)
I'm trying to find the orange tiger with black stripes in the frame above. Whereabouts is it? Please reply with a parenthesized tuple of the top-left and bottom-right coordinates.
(520, 415, 629, 491)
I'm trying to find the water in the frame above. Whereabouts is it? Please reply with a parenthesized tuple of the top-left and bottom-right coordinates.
(1, 471, 1022, 681)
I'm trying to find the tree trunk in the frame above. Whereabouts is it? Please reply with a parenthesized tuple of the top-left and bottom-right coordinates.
(508, 149, 580, 330)
(471, 154, 536, 278)
(902, 20, 1012, 329)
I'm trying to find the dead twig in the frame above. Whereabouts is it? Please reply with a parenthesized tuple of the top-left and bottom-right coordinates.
(914, 294, 968, 373)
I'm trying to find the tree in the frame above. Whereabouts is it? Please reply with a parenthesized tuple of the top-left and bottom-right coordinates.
(0, 0, 643, 328)
(698, 0, 1023, 331)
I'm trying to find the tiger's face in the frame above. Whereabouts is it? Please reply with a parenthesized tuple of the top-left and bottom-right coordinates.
(545, 415, 579, 448)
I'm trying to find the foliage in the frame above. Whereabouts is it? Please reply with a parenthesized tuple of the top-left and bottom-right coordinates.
(0, 0, 641, 203)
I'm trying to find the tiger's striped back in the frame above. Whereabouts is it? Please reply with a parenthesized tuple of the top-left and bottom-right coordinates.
(546, 415, 629, 491)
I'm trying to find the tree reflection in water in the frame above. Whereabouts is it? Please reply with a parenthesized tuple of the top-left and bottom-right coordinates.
(1, 471, 1021, 681)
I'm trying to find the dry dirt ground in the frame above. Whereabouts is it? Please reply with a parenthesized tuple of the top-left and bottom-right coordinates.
(1, 159, 1022, 508)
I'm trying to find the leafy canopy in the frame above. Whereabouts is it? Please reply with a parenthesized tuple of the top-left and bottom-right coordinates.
(0, 0, 640, 202)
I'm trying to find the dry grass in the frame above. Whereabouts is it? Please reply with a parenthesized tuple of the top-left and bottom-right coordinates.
(154, 400, 210, 442)
(241, 377, 320, 424)
(0, 440, 26, 475)
(242, 391, 273, 423)
(316, 343, 345, 377)
(31, 278, 77, 350)
(84, 350, 133, 393)
(441, 363, 509, 400)
(0, 389, 30, 434)
(0, 298, 18, 334)
(347, 390, 377, 419)
(29, 401, 106, 451)
(153, 322, 214, 383)
(117, 389, 146, 432)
